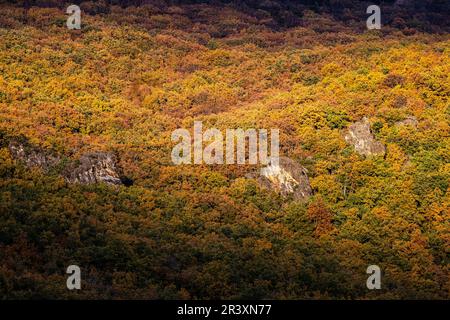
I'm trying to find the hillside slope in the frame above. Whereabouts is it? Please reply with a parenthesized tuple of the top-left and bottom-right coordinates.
(0, 1, 448, 299)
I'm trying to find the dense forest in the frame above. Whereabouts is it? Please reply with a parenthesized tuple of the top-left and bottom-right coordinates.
(0, 0, 448, 299)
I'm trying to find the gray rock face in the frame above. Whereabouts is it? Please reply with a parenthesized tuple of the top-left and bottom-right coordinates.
(63, 153, 123, 185)
(8, 139, 123, 186)
(8, 140, 60, 171)
(257, 156, 313, 201)
(344, 117, 386, 157)
(395, 116, 418, 128)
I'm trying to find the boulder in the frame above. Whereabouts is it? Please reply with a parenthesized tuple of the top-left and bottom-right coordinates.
(344, 117, 385, 157)
(395, 115, 418, 128)
(256, 156, 313, 201)
(8, 139, 124, 186)
(63, 152, 123, 185)
(8, 140, 60, 171)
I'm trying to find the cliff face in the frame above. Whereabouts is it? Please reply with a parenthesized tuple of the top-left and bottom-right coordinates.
(63, 153, 123, 185)
(344, 117, 386, 157)
(8, 139, 123, 186)
(258, 156, 313, 201)
(8, 140, 60, 171)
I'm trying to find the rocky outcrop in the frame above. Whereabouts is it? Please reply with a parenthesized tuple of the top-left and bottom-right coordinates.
(254, 156, 313, 201)
(63, 152, 123, 185)
(8, 140, 60, 171)
(395, 116, 418, 128)
(344, 117, 386, 157)
(8, 139, 124, 186)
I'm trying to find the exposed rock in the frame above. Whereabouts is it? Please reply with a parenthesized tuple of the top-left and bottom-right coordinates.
(344, 117, 386, 157)
(255, 156, 313, 201)
(63, 153, 123, 185)
(8, 140, 60, 171)
(395, 116, 418, 128)
(8, 139, 124, 186)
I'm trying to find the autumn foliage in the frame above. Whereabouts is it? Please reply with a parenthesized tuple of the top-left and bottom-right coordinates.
(0, 1, 448, 299)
